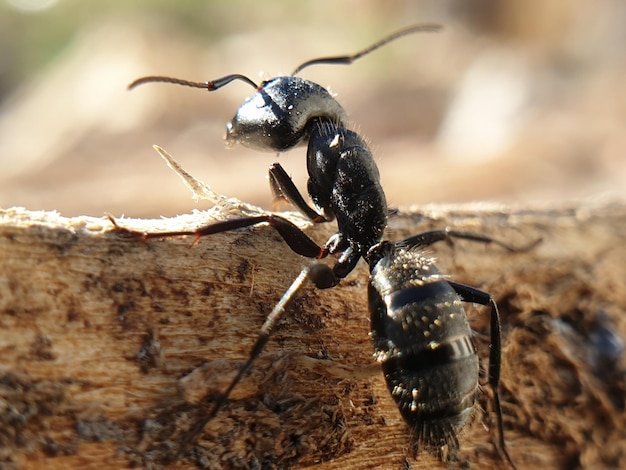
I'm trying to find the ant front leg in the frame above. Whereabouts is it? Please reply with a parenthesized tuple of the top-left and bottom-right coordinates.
(269, 163, 330, 223)
(447, 281, 516, 470)
(108, 213, 326, 258)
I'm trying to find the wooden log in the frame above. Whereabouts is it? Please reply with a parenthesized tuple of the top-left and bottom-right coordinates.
(1, 197, 624, 469)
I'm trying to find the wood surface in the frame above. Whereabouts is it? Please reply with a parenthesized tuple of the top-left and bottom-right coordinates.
(1, 197, 625, 469)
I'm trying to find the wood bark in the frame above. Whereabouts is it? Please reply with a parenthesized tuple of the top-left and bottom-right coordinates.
(1, 199, 625, 469)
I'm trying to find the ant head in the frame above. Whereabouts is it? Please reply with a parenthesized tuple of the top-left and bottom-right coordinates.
(225, 76, 348, 152)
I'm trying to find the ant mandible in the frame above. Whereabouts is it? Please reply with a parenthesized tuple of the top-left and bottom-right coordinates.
(112, 24, 525, 468)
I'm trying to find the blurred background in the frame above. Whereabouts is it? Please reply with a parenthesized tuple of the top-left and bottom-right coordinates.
(0, 0, 625, 218)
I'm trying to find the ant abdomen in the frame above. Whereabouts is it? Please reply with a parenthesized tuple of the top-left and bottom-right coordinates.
(368, 243, 479, 448)
(226, 76, 348, 151)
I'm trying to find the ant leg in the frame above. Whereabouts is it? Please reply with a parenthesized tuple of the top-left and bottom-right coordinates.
(447, 281, 516, 470)
(398, 228, 540, 253)
(108, 214, 326, 258)
(269, 163, 330, 222)
(182, 262, 338, 448)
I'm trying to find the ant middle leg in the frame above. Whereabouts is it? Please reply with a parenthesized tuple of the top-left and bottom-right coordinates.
(108, 213, 327, 258)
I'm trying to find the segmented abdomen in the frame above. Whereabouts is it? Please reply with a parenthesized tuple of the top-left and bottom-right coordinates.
(369, 250, 479, 448)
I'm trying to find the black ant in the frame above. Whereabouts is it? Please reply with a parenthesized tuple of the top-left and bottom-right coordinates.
(113, 24, 529, 468)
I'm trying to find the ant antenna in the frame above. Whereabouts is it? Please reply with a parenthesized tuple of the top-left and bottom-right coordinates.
(127, 73, 259, 92)
(128, 24, 441, 92)
(291, 23, 442, 76)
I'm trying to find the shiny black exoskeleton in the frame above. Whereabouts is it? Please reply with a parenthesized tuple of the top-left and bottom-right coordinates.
(368, 236, 498, 452)
(116, 24, 523, 467)
(227, 76, 348, 151)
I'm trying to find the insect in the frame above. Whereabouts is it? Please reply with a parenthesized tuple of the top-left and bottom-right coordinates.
(114, 24, 526, 467)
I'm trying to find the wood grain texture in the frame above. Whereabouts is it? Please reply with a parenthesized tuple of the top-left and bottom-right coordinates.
(1, 200, 625, 469)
